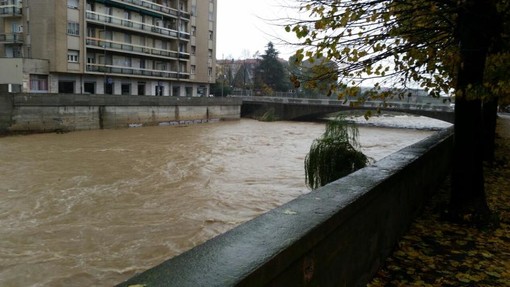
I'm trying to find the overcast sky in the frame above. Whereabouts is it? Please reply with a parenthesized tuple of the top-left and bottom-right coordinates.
(216, 0, 300, 60)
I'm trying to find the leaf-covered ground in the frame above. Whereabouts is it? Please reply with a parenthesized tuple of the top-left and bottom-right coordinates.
(368, 116, 510, 287)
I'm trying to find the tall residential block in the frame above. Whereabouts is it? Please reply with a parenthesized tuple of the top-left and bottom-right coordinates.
(0, 0, 217, 96)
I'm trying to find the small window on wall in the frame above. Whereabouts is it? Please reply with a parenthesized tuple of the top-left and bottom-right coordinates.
(137, 82, 145, 96)
(67, 0, 79, 9)
(59, 81, 75, 94)
(67, 50, 79, 63)
(67, 22, 80, 36)
(155, 85, 164, 96)
(84, 82, 95, 94)
(30, 75, 48, 92)
(172, 86, 180, 97)
(121, 83, 131, 95)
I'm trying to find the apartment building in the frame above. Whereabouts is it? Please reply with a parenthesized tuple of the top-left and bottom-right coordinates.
(0, 0, 216, 96)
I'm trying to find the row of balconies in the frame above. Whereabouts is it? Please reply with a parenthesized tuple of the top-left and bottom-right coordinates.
(0, 0, 191, 19)
(86, 37, 190, 60)
(0, 1, 21, 16)
(0, 32, 22, 43)
(86, 10, 190, 41)
(86, 63, 190, 79)
(109, 0, 190, 20)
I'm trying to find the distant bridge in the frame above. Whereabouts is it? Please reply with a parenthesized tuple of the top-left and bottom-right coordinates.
(238, 96, 455, 123)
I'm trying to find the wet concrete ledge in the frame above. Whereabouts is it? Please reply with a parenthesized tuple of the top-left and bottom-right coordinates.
(118, 128, 454, 287)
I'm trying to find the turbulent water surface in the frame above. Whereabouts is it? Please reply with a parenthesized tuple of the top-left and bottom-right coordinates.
(0, 118, 449, 286)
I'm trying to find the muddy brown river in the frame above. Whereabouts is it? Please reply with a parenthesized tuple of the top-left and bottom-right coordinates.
(0, 118, 443, 286)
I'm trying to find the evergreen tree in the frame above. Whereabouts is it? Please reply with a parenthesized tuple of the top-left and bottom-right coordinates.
(254, 42, 291, 93)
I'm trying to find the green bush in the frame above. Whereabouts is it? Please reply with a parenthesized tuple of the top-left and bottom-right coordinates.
(305, 118, 369, 189)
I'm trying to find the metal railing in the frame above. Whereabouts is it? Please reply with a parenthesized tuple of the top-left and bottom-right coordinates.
(111, 0, 190, 19)
(0, 0, 21, 16)
(86, 63, 190, 80)
(0, 33, 23, 43)
(86, 10, 190, 40)
(86, 37, 190, 60)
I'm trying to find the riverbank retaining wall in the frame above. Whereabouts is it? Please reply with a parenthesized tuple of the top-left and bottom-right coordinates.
(118, 128, 454, 287)
(0, 93, 241, 134)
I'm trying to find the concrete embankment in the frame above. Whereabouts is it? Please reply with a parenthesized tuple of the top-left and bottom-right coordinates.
(0, 93, 241, 134)
(118, 127, 454, 287)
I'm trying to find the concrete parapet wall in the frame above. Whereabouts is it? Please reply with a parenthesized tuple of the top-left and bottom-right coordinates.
(11, 106, 100, 132)
(1, 93, 241, 133)
(0, 94, 13, 133)
(118, 128, 454, 287)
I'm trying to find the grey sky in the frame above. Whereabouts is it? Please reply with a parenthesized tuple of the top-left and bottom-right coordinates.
(216, 0, 300, 60)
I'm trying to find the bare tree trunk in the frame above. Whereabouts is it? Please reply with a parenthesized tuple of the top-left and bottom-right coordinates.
(482, 96, 499, 164)
(448, 0, 495, 222)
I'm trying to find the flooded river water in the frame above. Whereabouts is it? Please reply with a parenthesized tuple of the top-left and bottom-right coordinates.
(0, 118, 448, 286)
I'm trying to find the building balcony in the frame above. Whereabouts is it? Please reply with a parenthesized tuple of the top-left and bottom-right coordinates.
(86, 10, 190, 41)
(0, 2, 22, 17)
(0, 32, 23, 43)
(86, 37, 190, 60)
(109, 0, 191, 20)
(86, 63, 190, 80)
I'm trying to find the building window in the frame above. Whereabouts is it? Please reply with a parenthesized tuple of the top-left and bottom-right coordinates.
(30, 75, 48, 92)
(155, 85, 164, 96)
(209, 30, 213, 40)
(191, 26, 196, 36)
(67, 0, 79, 9)
(58, 81, 75, 94)
(67, 50, 79, 63)
(121, 83, 131, 95)
(137, 82, 145, 96)
(191, 65, 196, 74)
(179, 43, 186, 53)
(208, 49, 213, 58)
(67, 22, 79, 36)
(208, 67, 212, 77)
(191, 46, 196, 55)
(84, 82, 95, 94)
(179, 20, 187, 33)
(105, 79, 114, 94)
(155, 61, 166, 70)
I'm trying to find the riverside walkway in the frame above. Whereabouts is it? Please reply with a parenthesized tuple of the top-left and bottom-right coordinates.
(368, 114, 510, 286)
